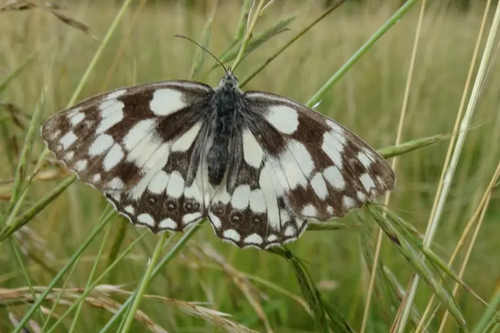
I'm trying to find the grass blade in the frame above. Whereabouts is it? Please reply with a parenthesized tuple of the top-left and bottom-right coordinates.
(306, 0, 420, 108)
(119, 232, 172, 333)
(99, 221, 203, 332)
(367, 205, 466, 328)
(377, 134, 447, 160)
(239, 0, 346, 87)
(0, 51, 36, 95)
(11, 210, 115, 333)
(45, 231, 149, 333)
(472, 290, 500, 333)
(8, 90, 45, 207)
(268, 246, 354, 333)
(189, 0, 219, 80)
(0, 176, 76, 241)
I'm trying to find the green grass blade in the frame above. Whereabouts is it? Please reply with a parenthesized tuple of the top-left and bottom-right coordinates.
(358, 227, 398, 327)
(9, 90, 45, 207)
(189, 0, 219, 80)
(367, 205, 466, 328)
(472, 290, 500, 333)
(383, 208, 489, 307)
(12, 210, 115, 333)
(65, 0, 135, 107)
(45, 231, 148, 333)
(306, 0, 420, 108)
(119, 232, 171, 333)
(7, 235, 45, 324)
(0, 176, 76, 241)
(106, 218, 129, 269)
(377, 134, 448, 160)
(268, 246, 328, 333)
(306, 221, 352, 231)
(239, 0, 346, 88)
(69, 222, 113, 332)
(231, 0, 268, 70)
(0, 51, 36, 95)
(99, 221, 203, 332)
(233, 0, 254, 43)
(220, 13, 296, 68)
(321, 296, 355, 333)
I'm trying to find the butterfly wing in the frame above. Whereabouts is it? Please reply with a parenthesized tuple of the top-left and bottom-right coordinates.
(207, 91, 395, 249)
(42, 81, 214, 232)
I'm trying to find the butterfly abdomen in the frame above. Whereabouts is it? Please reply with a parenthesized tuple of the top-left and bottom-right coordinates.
(207, 81, 244, 186)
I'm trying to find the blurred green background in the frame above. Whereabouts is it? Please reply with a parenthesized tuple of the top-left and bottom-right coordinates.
(1, 0, 499, 332)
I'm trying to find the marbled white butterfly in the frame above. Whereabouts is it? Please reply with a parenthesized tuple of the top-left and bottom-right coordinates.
(41, 69, 395, 249)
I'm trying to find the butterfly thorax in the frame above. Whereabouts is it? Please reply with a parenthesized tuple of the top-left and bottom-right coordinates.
(207, 72, 244, 186)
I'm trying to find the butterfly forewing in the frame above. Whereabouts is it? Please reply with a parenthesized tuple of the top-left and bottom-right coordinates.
(42, 81, 214, 232)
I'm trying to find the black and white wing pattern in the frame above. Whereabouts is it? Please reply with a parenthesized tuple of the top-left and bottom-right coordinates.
(42, 81, 213, 232)
(42, 70, 395, 250)
(208, 92, 395, 249)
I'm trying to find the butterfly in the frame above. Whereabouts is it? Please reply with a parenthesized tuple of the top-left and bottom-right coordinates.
(41, 69, 395, 249)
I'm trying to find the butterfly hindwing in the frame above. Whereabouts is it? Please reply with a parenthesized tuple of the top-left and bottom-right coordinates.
(42, 81, 214, 232)
(207, 123, 307, 249)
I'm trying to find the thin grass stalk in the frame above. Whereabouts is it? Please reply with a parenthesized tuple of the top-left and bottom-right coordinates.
(32, 0, 136, 178)
(233, 0, 254, 43)
(106, 218, 128, 269)
(0, 51, 36, 95)
(376, 134, 447, 160)
(438, 192, 493, 332)
(100, 0, 149, 90)
(395, 2, 500, 330)
(40, 242, 86, 332)
(239, 0, 346, 88)
(8, 236, 45, 324)
(416, 1, 494, 329)
(417, 159, 500, 332)
(438, 161, 500, 330)
(305, 0, 420, 108)
(232, 0, 267, 70)
(119, 232, 171, 333)
(69, 222, 113, 332)
(0, 176, 76, 241)
(190, 0, 219, 80)
(8, 90, 44, 207)
(472, 290, 500, 333)
(1, 91, 46, 323)
(2, 91, 45, 230)
(99, 221, 203, 332)
(361, 1, 426, 332)
(12, 210, 115, 333)
(368, 206, 465, 326)
(45, 232, 148, 333)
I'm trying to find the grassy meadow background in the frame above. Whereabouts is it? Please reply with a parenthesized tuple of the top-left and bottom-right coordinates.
(1, 0, 500, 332)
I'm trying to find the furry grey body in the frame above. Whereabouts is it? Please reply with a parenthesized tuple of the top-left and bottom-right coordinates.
(207, 73, 245, 186)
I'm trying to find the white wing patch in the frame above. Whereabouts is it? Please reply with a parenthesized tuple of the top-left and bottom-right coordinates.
(171, 122, 202, 152)
(242, 129, 263, 168)
(264, 105, 299, 134)
(96, 100, 124, 134)
(89, 134, 114, 156)
(150, 89, 186, 116)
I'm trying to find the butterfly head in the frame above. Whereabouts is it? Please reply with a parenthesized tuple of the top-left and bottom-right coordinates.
(217, 69, 240, 92)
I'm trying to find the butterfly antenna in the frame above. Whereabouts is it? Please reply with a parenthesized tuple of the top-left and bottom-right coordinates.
(174, 35, 228, 73)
